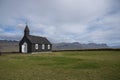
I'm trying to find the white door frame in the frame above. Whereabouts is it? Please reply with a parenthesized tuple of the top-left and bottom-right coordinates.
(21, 42, 28, 53)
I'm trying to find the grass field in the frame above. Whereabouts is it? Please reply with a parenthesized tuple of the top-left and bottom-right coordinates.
(0, 51, 120, 80)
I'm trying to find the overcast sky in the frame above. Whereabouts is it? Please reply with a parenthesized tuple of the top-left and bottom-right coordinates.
(0, 0, 120, 46)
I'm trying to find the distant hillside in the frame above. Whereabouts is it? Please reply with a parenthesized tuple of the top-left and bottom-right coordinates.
(0, 40, 19, 52)
(52, 42, 109, 50)
(110, 45, 120, 48)
(0, 40, 109, 52)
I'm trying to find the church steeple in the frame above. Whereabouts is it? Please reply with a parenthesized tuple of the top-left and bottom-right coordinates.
(24, 24, 30, 36)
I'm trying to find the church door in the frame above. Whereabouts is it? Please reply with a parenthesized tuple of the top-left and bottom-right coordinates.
(22, 42, 27, 53)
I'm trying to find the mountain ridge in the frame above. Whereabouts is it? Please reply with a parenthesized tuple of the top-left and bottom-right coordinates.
(52, 42, 109, 50)
(1, 40, 117, 52)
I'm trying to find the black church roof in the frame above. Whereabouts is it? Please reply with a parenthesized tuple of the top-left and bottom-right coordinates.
(27, 35, 51, 44)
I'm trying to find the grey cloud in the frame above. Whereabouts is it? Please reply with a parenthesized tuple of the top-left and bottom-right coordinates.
(0, 0, 120, 46)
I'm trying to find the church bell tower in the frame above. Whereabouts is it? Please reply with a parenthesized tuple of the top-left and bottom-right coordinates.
(24, 24, 30, 36)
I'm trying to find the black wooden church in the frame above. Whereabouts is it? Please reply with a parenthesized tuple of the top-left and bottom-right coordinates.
(19, 25, 52, 53)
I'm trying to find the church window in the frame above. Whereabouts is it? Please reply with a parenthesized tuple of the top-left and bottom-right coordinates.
(48, 45, 50, 49)
(42, 44, 45, 49)
(35, 44, 38, 49)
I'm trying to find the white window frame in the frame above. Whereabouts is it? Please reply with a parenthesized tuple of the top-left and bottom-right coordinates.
(42, 44, 45, 50)
(48, 45, 50, 49)
(35, 44, 38, 49)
